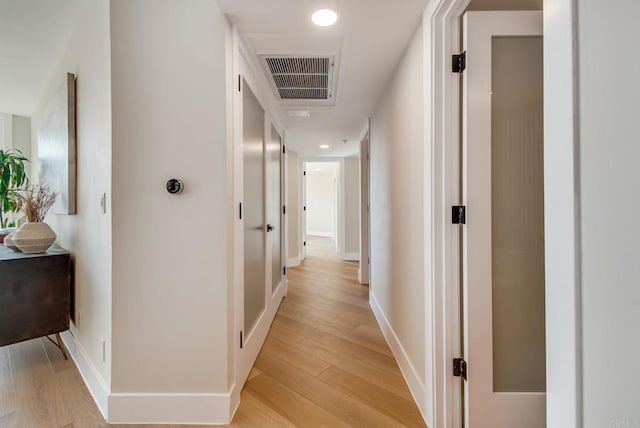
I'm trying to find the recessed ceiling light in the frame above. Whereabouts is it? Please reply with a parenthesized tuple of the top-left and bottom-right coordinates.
(312, 9, 338, 27)
(320, 144, 330, 149)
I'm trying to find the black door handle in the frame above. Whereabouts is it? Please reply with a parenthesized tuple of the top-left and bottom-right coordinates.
(266, 224, 275, 232)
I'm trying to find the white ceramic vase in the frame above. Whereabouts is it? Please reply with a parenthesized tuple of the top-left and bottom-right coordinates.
(13, 222, 57, 254)
(3, 232, 21, 252)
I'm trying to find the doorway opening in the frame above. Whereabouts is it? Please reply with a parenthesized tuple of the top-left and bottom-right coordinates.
(304, 161, 340, 255)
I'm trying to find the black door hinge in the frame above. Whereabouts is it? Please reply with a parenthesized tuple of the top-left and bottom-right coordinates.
(452, 205, 466, 224)
(283, 266, 287, 275)
(283, 205, 286, 215)
(303, 205, 306, 211)
(303, 241, 306, 247)
(238, 75, 242, 92)
(239, 202, 242, 220)
(240, 331, 243, 348)
(453, 358, 467, 380)
(282, 145, 286, 154)
(452, 52, 466, 73)
(303, 171, 306, 176)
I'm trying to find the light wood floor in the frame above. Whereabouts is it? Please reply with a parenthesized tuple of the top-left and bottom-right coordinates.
(0, 236, 425, 427)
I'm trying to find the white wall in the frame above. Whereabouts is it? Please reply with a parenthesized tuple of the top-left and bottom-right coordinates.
(0, 113, 31, 176)
(305, 163, 337, 238)
(369, 20, 426, 410)
(344, 156, 360, 255)
(0, 113, 10, 150)
(545, 1, 640, 427)
(577, 0, 640, 426)
(30, 0, 112, 386)
(287, 151, 300, 262)
(543, 0, 581, 426)
(110, 0, 230, 401)
(12, 116, 31, 168)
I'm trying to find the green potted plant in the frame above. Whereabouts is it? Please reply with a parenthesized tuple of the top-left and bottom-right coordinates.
(0, 149, 29, 242)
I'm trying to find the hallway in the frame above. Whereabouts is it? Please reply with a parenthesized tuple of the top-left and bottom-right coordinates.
(0, 237, 424, 428)
(233, 236, 426, 427)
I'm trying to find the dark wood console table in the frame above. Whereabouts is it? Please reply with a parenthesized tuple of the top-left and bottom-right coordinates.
(0, 244, 71, 358)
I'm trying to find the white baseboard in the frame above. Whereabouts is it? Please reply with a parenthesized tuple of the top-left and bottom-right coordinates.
(340, 252, 359, 261)
(62, 331, 234, 425)
(306, 231, 335, 238)
(60, 330, 110, 420)
(369, 292, 427, 424)
(108, 391, 233, 425)
(287, 256, 301, 267)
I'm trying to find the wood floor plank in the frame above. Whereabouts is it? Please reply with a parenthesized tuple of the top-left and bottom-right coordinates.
(266, 321, 306, 346)
(55, 367, 109, 428)
(232, 390, 296, 427)
(275, 315, 400, 373)
(9, 340, 72, 428)
(0, 413, 18, 428)
(277, 303, 361, 334)
(245, 373, 352, 428)
(338, 310, 379, 328)
(0, 347, 16, 419)
(319, 366, 426, 427)
(295, 338, 414, 401)
(353, 324, 389, 344)
(247, 367, 262, 381)
(254, 353, 405, 428)
(42, 337, 74, 374)
(260, 336, 331, 377)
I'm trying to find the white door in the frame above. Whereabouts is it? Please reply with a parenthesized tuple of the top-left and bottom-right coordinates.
(301, 164, 307, 259)
(462, 11, 545, 428)
(239, 77, 267, 381)
(237, 75, 287, 386)
(267, 123, 285, 296)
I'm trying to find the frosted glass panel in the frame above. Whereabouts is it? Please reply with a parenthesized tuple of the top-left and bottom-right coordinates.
(491, 36, 545, 393)
(243, 80, 266, 334)
(270, 125, 282, 293)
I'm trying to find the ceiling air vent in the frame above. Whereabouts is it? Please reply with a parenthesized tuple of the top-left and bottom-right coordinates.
(262, 56, 335, 102)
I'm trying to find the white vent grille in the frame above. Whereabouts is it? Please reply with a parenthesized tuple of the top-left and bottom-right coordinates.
(263, 56, 334, 101)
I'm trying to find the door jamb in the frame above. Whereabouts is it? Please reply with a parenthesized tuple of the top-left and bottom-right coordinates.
(425, 0, 470, 426)
(358, 121, 370, 285)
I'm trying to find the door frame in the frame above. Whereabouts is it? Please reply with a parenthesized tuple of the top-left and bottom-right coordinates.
(299, 157, 346, 257)
(231, 25, 288, 414)
(358, 123, 370, 285)
(425, 1, 470, 426)
(427, 1, 581, 427)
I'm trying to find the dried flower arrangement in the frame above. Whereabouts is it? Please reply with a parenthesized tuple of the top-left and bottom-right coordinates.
(20, 184, 58, 223)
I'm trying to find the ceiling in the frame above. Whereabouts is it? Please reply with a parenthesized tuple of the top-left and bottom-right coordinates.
(0, 0, 87, 117)
(216, 0, 428, 157)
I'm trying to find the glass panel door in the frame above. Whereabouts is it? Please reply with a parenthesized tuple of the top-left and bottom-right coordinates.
(462, 11, 545, 428)
(242, 79, 266, 335)
(491, 36, 545, 393)
(269, 125, 283, 293)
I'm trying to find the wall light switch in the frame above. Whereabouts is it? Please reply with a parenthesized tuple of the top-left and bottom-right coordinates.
(100, 193, 107, 214)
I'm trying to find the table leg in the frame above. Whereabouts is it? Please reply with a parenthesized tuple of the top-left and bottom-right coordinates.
(46, 333, 68, 360)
